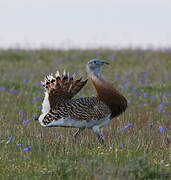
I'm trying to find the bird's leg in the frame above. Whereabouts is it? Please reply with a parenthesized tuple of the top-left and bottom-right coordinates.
(96, 133, 105, 145)
(92, 126, 106, 146)
(74, 127, 85, 139)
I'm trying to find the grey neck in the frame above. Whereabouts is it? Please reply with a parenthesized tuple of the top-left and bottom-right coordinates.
(86, 66, 102, 79)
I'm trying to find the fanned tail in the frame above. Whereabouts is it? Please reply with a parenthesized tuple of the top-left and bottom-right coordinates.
(41, 70, 88, 110)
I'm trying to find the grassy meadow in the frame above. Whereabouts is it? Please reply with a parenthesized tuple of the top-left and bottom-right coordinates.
(0, 48, 170, 179)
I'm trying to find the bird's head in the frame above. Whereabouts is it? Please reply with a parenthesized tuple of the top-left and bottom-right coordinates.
(87, 59, 109, 77)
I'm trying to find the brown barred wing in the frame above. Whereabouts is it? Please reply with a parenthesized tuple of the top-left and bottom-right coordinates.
(42, 97, 111, 125)
(62, 97, 111, 122)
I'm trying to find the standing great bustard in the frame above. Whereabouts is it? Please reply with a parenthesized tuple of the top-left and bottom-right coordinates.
(38, 59, 127, 145)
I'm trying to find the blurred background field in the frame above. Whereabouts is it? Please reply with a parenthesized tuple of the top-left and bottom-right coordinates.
(0, 48, 170, 179)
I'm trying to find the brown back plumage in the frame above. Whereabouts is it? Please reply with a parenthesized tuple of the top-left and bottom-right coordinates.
(91, 77, 127, 119)
(41, 70, 88, 109)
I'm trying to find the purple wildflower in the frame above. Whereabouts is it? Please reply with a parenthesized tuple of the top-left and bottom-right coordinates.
(132, 88, 136, 93)
(162, 110, 166, 114)
(144, 93, 147, 98)
(17, 144, 22, 148)
(64, 149, 67, 153)
(149, 123, 153, 127)
(125, 123, 133, 129)
(23, 120, 30, 124)
(138, 78, 142, 83)
(0, 86, 5, 92)
(125, 83, 128, 88)
(151, 96, 155, 100)
(19, 110, 23, 114)
(100, 132, 103, 136)
(24, 146, 31, 152)
(116, 74, 120, 79)
(125, 125, 129, 129)
(9, 89, 14, 93)
(14, 90, 18, 94)
(128, 123, 133, 128)
(38, 106, 42, 111)
(159, 126, 164, 133)
(120, 128, 124, 132)
(9, 137, 14, 141)
(24, 78, 29, 83)
(158, 104, 163, 111)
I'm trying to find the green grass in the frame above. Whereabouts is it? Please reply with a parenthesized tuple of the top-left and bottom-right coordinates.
(0, 48, 170, 179)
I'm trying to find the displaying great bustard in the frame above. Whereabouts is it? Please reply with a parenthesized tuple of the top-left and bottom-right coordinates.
(38, 59, 127, 144)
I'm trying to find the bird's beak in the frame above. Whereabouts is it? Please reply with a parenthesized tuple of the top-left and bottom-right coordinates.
(101, 61, 109, 65)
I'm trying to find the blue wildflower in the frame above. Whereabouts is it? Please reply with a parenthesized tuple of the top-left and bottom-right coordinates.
(23, 113, 27, 117)
(100, 132, 103, 136)
(159, 126, 164, 133)
(38, 106, 42, 111)
(125, 123, 133, 129)
(24, 78, 29, 83)
(125, 83, 128, 88)
(14, 90, 18, 94)
(17, 144, 22, 148)
(116, 74, 120, 79)
(23, 120, 30, 124)
(24, 146, 31, 152)
(158, 104, 163, 111)
(32, 97, 37, 104)
(165, 101, 168, 105)
(149, 123, 153, 127)
(124, 125, 129, 129)
(64, 149, 67, 153)
(9, 137, 14, 141)
(132, 88, 136, 93)
(120, 144, 124, 147)
(128, 123, 133, 128)
(0, 86, 5, 92)
(19, 110, 23, 114)
(162, 110, 166, 114)
(120, 128, 124, 132)
(53, 132, 57, 136)
(9, 89, 14, 93)
(169, 127, 171, 130)
(138, 78, 142, 83)
(163, 92, 167, 97)
(144, 93, 147, 98)
(151, 96, 155, 100)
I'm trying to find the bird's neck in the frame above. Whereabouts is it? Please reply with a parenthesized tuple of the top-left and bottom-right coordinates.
(89, 72, 127, 118)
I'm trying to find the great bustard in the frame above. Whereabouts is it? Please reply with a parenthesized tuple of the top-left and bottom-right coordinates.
(38, 59, 127, 144)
